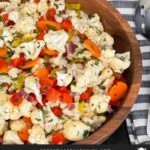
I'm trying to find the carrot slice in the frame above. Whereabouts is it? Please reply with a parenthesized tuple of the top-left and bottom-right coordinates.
(36, 67, 49, 79)
(37, 20, 61, 31)
(84, 40, 101, 58)
(60, 93, 73, 104)
(2, 14, 8, 22)
(18, 127, 29, 142)
(43, 48, 58, 56)
(21, 58, 40, 69)
(52, 133, 67, 144)
(0, 59, 9, 73)
(108, 81, 128, 102)
(0, 49, 7, 57)
(10, 93, 23, 106)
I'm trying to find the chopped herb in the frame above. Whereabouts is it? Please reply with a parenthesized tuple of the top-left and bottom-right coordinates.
(99, 86, 106, 90)
(11, 77, 18, 81)
(119, 69, 124, 73)
(83, 130, 89, 138)
(98, 71, 102, 76)
(7, 51, 13, 57)
(35, 118, 41, 121)
(0, 16, 2, 21)
(82, 57, 88, 62)
(71, 80, 76, 86)
(54, 3, 59, 9)
(119, 56, 125, 61)
(0, 73, 8, 76)
(114, 72, 120, 78)
(94, 59, 99, 66)
(47, 24, 56, 31)
(77, 49, 85, 55)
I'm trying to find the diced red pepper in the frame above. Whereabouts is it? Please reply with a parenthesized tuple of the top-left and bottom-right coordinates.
(2, 14, 8, 22)
(23, 117, 32, 124)
(46, 8, 56, 21)
(34, 0, 40, 4)
(57, 86, 71, 94)
(79, 33, 87, 40)
(5, 20, 15, 26)
(60, 93, 73, 104)
(80, 88, 93, 101)
(10, 93, 23, 106)
(36, 31, 45, 40)
(47, 88, 61, 103)
(62, 19, 72, 31)
(40, 77, 57, 95)
(27, 93, 38, 106)
(52, 133, 67, 144)
(52, 107, 63, 117)
(38, 16, 45, 22)
(0, 59, 9, 73)
(11, 54, 26, 67)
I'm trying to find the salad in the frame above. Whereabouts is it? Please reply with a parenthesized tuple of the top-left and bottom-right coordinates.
(0, 0, 131, 144)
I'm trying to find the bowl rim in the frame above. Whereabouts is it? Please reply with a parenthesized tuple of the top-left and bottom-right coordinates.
(74, 0, 142, 144)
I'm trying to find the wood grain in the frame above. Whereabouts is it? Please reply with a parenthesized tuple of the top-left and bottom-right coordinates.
(1, 0, 142, 145)
(65, 0, 142, 144)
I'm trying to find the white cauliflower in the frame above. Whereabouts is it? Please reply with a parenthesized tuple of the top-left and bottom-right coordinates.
(28, 125, 48, 144)
(19, 99, 33, 117)
(63, 120, 91, 141)
(8, 10, 19, 23)
(0, 117, 8, 136)
(2, 27, 13, 43)
(31, 109, 44, 128)
(24, 76, 42, 105)
(8, 68, 21, 79)
(44, 30, 68, 55)
(10, 119, 26, 132)
(56, 72, 73, 87)
(0, 91, 10, 106)
(3, 130, 23, 144)
(37, 0, 48, 16)
(15, 16, 36, 34)
(0, 75, 12, 85)
(43, 103, 59, 133)
(10, 107, 22, 120)
(109, 52, 131, 73)
(51, 0, 65, 13)
(19, 1, 37, 15)
(90, 94, 110, 114)
(12, 40, 45, 60)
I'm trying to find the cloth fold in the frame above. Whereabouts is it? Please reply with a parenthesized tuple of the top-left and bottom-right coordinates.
(108, 0, 150, 144)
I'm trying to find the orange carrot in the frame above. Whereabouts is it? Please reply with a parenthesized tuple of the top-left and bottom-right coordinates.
(2, 14, 8, 22)
(37, 20, 61, 31)
(23, 117, 32, 123)
(0, 59, 9, 73)
(84, 40, 101, 58)
(36, 67, 49, 79)
(108, 81, 128, 102)
(43, 48, 58, 56)
(18, 127, 29, 142)
(10, 93, 23, 106)
(0, 49, 7, 57)
(21, 58, 40, 69)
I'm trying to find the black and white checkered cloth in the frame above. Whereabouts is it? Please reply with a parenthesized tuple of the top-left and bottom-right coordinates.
(108, 0, 150, 145)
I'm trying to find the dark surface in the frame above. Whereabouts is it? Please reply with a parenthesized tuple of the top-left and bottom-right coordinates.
(103, 121, 130, 144)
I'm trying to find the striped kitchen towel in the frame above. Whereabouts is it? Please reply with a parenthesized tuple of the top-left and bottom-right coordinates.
(108, 0, 150, 145)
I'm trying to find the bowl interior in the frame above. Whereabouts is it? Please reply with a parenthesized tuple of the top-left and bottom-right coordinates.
(65, 0, 142, 144)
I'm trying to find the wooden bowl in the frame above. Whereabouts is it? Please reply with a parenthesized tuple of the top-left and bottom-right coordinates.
(65, 0, 142, 144)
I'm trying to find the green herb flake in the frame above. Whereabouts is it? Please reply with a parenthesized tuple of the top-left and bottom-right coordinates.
(47, 24, 56, 31)
(71, 80, 76, 86)
(94, 59, 99, 66)
(77, 49, 85, 55)
(83, 130, 89, 138)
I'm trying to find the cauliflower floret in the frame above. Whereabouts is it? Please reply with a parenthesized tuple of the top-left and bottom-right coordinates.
(8, 10, 19, 23)
(24, 76, 42, 105)
(0, 91, 10, 106)
(89, 94, 110, 114)
(19, 1, 37, 15)
(28, 125, 49, 144)
(101, 49, 115, 59)
(56, 72, 73, 87)
(109, 52, 131, 73)
(8, 68, 21, 79)
(10, 119, 26, 132)
(44, 30, 68, 55)
(10, 107, 22, 120)
(31, 109, 44, 127)
(89, 14, 104, 32)
(0, 2, 10, 9)
(2, 27, 13, 43)
(63, 120, 91, 141)
(3, 130, 23, 144)
(12, 40, 45, 60)
(37, 0, 48, 16)
(43, 104, 59, 133)
(63, 103, 81, 120)
(0, 75, 12, 85)
(0, 39, 4, 48)
(19, 99, 33, 117)
(71, 60, 103, 94)
(0, 117, 8, 136)
(15, 16, 36, 34)
(51, 0, 65, 13)
(71, 11, 89, 34)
